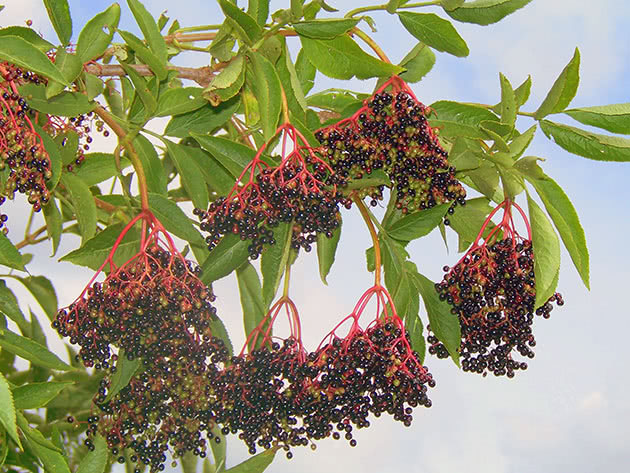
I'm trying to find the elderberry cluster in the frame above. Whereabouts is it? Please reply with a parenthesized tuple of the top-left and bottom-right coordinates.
(195, 152, 344, 258)
(0, 62, 52, 222)
(429, 238, 564, 377)
(316, 82, 466, 215)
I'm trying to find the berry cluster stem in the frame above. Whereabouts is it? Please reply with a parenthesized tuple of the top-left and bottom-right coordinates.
(354, 196, 382, 286)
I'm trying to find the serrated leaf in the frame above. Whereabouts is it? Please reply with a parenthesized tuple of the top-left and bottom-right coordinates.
(448, 197, 493, 251)
(0, 328, 73, 371)
(0, 36, 68, 85)
(514, 75, 532, 107)
(306, 89, 364, 112)
(165, 96, 240, 137)
(12, 382, 73, 409)
(0, 233, 24, 271)
(412, 272, 460, 365)
(127, 0, 167, 62)
(43, 199, 62, 256)
(219, 0, 262, 45)
(564, 103, 630, 135)
(499, 72, 516, 127)
(387, 204, 449, 241)
(467, 162, 501, 201)
(295, 49, 315, 95)
(73, 152, 130, 186)
(17, 276, 57, 321)
(534, 48, 580, 119)
(147, 193, 205, 247)
(200, 234, 250, 284)
(120, 62, 157, 117)
(399, 42, 435, 83)
(224, 447, 278, 473)
(178, 144, 234, 196)
(191, 134, 256, 178)
(77, 3, 121, 62)
(248, 0, 270, 26)
(516, 158, 589, 289)
(204, 55, 246, 106)
(156, 87, 205, 117)
(0, 26, 54, 53)
(316, 220, 341, 284)
(118, 29, 168, 81)
(76, 435, 107, 473)
(276, 45, 308, 119)
(0, 281, 29, 335)
(103, 353, 141, 402)
(237, 262, 266, 343)
(132, 135, 168, 195)
(0, 425, 8, 466)
(164, 139, 209, 209)
(60, 173, 97, 242)
(43, 0, 72, 45)
(441, 0, 466, 10)
(18, 82, 95, 117)
(398, 12, 469, 57)
(300, 35, 403, 80)
(22, 422, 71, 473)
(446, 0, 532, 25)
(293, 18, 359, 39)
(539, 120, 630, 162)
(429, 100, 499, 139)
(0, 373, 20, 451)
(261, 222, 292, 308)
(527, 194, 560, 308)
(247, 51, 282, 140)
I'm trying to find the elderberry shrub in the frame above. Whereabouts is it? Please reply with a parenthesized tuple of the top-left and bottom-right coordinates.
(429, 238, 564, 377)
(54, 246, 220, 370)
(315, 77, 466, 215)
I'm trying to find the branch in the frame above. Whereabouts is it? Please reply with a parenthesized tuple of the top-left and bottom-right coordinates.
(85, 64, 216, 88)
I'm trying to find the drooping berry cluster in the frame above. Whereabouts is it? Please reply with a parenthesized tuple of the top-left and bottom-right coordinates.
(315, 76, 466, 215)
(0, 62, 52, 223)
(195, 124, 345, 258)
(429, 200, 564, 377)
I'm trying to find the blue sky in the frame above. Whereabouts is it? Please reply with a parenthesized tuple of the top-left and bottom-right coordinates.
(1, 1, 629, 472)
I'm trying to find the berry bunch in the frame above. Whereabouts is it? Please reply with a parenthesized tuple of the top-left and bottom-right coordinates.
(429, 200, 564, 377)
(315, 76, 466, 214)
(196, 124, 344, 258)
(0, 62, 52, 224)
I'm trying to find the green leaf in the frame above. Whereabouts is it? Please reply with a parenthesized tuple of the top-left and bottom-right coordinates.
(564, 103, 630, 135)
(120, 62, 157, 117)
(203, 55, 246, 106)
(209, 316, 233, 359)
(316, 220, 341, 285)
(300, 35, 403, 80)
(0, 426, 8, 466)
(534, 48, 580, 119)
(293, 18, 359, 39)
(17, 276, 57, 321)
(12, 382, 73, 409)
(118, 29, 168, 81)
(386, 0, 404, 13)
(76, 435, 108, 473)
(448, 197, 493, 251)
(43, 0, 72, 45)
(127, 0, 168, 62)
(429, 100, 499, 139)
(411, 272, 461, 365)
(276, 45, 308, 119)
(191, 134, 256, 178)
(60, 174, 97, 243)
(236, 262, 267, 341)
(295, 49, 315, 95)
(73, 153, 130, 186)
(514, 75, 532, 107)
(527, 194, 561, 309)
(60, 222, 141, 271)
(399, 42, 436, 83)
(0, 233, 25, 271)
(103, 353, 141, 402)
(156, 87, 206, 117)
(398, 12, 469, 57)
(539, 119, 630, 162)
(77, 3, 121, 63)
(499, 72, 516, 127)
(0, 328, 73, 371)
(516, 157, 589, 289)
(441, 0, 466, 10)
(0, 373, 20, 451)
(0, 281, 29, 335)
(21, 421, 70, 473)
(200, 234, 250, 284)
(448, 138, 481, 171)
(224, 447, 278, 473)
(446, 0, 532, 25)
(178, 144, 234, 196)
(164, 96, 240, 138)
(147, 193, 205, 247)
(306, 89, 364, 112)
(43, 199, 63, 256)
(247, 51, 282, 140)
(248, 0, 270, 26)
(218, 0, 262, 45)
(132, 135, 168, 195)
(261, 222, 292, 308)
(0, 26, 54, 53)
(164, 139, 209, 209)
(18, 82, 95, 117)
(387, 204, 449, 241)
(466, 163, 501, 201)
(0, 36, 68, 85)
